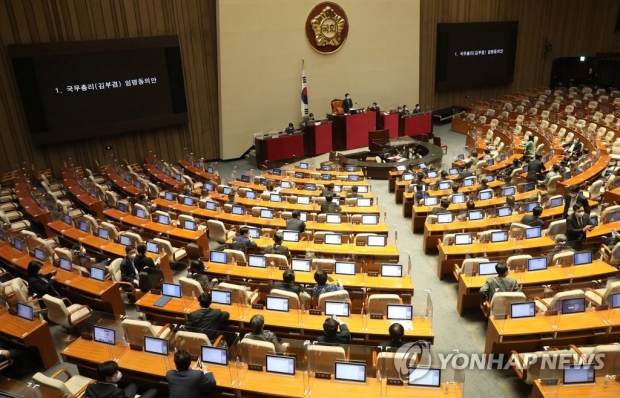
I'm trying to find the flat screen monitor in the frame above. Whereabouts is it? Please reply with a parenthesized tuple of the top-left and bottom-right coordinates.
(437, 213, 453, 224)
(381, 264, 402, 277)
(527, 257, 547, 271)
(297, 196, 310, 205)
(280, 181, 292, 189)
(487, 159, 495, 166)
(463, 178, 475, 187)
(204, 182, 214, 191)
(563, 365, 595, 385)
(157, 214, 170, 225)
(231, 205, 245, 216)
(549, 197, 563, 208)
(386, 304, 413, 320)
(201, 346, 228, 366)
(590, 216, 598, 227)
(93, 325, 116, 345)
(402, 173, 414, 181)
(270, 194, 282, 202)
(207, 167, 215, 174)
(510, 302, 536, 319)
(248, 255, 266, 268)
(299, 212, 307, 222)
(490, 231, 508, 243)
(357, 198, 371, 207)
(90, 266, 106, 281)
(265, 354, 296, 376)
(146, 241, 159, 254)
(454, 233, 472, 245)
(265, 296, 290, 312)
(183, 220, 197, 231)
(144, 336, 169, 356)
(210, 250, 227, 264)
(134, 181, 142, 190)
(164, 169, 171, 177)
(222, 187, 232, 195)
(611, 292, 620, 309)
(16, 303, 33, 321)
(563, 171, 572, 180)
(183, 197, 194, 206)
(449, 168, 459, 175)
(408, 368, 441, 388)
(291, 258, 311, 272)
(468, 210, 483, 221)
(324, 234, 342, 245)
(164, 191, 174, 201)
(175, 174, 182, 182)
(295, 172, 305, 179)
(348, 175, 360, 182)
(478, 262, 498, 276)
(34, 247, 46, 261)
(497, 206, 512, 217)
(119, 234, 132, 246)
(13, 238, 23, 251)
(247, 228, 260, 239)
(451, 193, 466, 204)
(304, 183, 316, 190)
(258, 178, 267, 186)
(135, 208, 146, 219)
(299, 162, 308, 169)
(320, 213, 342, 225)
(324, 301, 350, 317)
(367, 235, 387, 247)
(525, 227, 541, 239)
(272, 168, 282, 176)
(424, 197, 438, 206)
(282, 231, 299, 242)
(240, 175, 250, 183)
(246, 191, 257, 199)
(63, 214, 73, 225)
(561, 297, 586, 314)
(320, 174, 331, 181)
(78, 220, 90, 232)
(487, 175, 495, 182)
(479, 190, 492, 200)
(59, 257, 73, 272)
(206, 201, 217, 211)
(502, 186, 516, 196)
(427, 171, 437, 178)
(438, 182, 451, 190)
(572, 251, 592, 266)
(523, 182, 535, 192)
(357, 186, 368, 193)
(335, 362, 366, 383)
(211, 289, 231, 305)
(457, 154, 465, 160)
(345, 165, 357, 172)
(361, 215, 378, 225)
(124, 175, 132, 183)
(396, 165, 407, 172)
(610, 211, 620, 222)
(260, 209, 274, 219)
(117, 202, 127, 212)
(0, 229, 4, 242)
(162, 283, 181, 298)
(525, 202, 539, 212)
(335, 261, 356, 275)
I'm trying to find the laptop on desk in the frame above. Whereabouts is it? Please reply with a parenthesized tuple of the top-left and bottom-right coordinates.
(153, 283, 181, 307)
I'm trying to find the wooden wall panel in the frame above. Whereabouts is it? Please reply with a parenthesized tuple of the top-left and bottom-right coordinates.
(0, 0, 219, 178)
(420, 0, 620, 112)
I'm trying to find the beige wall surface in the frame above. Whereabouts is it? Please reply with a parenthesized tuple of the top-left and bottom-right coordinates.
(217, 0, 420, 159)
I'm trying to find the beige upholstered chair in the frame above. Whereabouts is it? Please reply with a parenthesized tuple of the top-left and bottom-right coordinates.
(42, 294, 93, 342)
(308, 344, 346, 374)
(33, 368, 94, 398)
(481, 292, 527, 318)
(179, 276, 204, 298)
(366, 294, 402, 315)
(240, 338, 276, 366)
(121, 319, 173, 347)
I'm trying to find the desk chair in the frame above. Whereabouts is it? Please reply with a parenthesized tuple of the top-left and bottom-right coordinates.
(0, 211, 30, 232)
(583, 180, 603, 201)
(147, 182, 159, 199)
(454, 258, 489, 280)
(545, 175, 562, 195)
(506, 254, 531, 271)
(584, 281, 620, 306)
(534, 289, 585, 313)
(569, 344, 620, 375)
(252, 206, 268, 216)
(100, 221, 120, 241)
(121, 319, 173, 347)
(153, 238, 186, 262)
(240, 339, 276, 366)
(354, 233, 378, 245)
(207, 220, 235, 244)
(544, 219, 566, 238)
(42, 294, 93, 342)
(374, 351, 417, 380)
(313, 231, 335, 244)
(366, 294, 402, 315)
(481, 292, 527, 318)
(550, 251, 574, 266)
(476, 229, 504, 243)
(120, 231, 143, 245)
(217, 282, 259, 305)
(179, 277, 203, 298)
(307, 344, 346, 375)
(264, 253, 289, 268)
(138, 268, 164, 292)
(440, 234, 455, 246)
(0, 277, 43, 316)
(173, 330, 221, 358)
(510, 349, 577, 385)
(224, 249, 246, 263)
(601, 205, 620, 222)
(317, 290, 350, 310)
(312, 258, 336, 273)
(33, 368, 94, 398)
(107, 258, 142, 303)
(508, 223, 529, 240)
(82, 214, 100, 233)
(425, 215, 437, 224)
(599, 241, 620, 267)
(134, 203, 150, 218)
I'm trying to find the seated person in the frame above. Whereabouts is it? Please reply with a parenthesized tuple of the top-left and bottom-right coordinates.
(311, 270, 343, 304)
(284, 123, 295, 134)
(379, 323, 405, 350)
(482, 149, 492, 161)
(320, 193, 341, 213)
(27, 261, 59, 299)
(187, 260, 218, 291)
(317, 316, 351, 344)
(321, 183, 338, 197)
(346, 186, 360, 198)
(87, 360, 157, 398)
(226, 192, 237, 205)
(519, 206, 544, 227)
(476, 178, 489, 192)
(265, 231, 291, 260)
(368, 102, 379, 111)
(438, 170, 450, 183)
(479, 262, 520, 301)
(430, 198, 450, 214)
(459, 164, 473, 179)
(273, 269, 301, 295)
(541, 164, 560, 186)
(244, 314, 288, 352)
(135, 242, 160, 271)
(71, 244, 96, 268)
(604, 228, 620, 248)
(166, 350, 216, 398)
(231, 226, 258, 255)
(186, 292, 230, 343)
(545, 234, 574, 264)
(412, 104, 421, 115)
(285, 210, 306, 232)
(199, 189, 212, 203)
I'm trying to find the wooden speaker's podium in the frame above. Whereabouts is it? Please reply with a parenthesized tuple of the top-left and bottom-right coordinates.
(368, 129, 390, 151)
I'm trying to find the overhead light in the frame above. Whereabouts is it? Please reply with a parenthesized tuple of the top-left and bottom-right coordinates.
(580, 56, 586, 62)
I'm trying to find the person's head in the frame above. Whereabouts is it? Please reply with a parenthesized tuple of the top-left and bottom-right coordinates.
(198, 292, 212, 308)
(460, 164, 468, 171)
(573, 204, 585, 217)
(309, 112, 314, 118)
(139, 193, 147, 202)
(440, 170, 448, 178)
(417, 172, 425, 181)
(552, 164, 560, 172)
(228, 192, 235, 202)
(535, 154, 542, 160)
(314, 269, 328, 286)
(484, 149, 491, 155)
(397, 106, 402, 112)
(403, 104, 408, 109)
(532, 206, 543, 217)
(345, 93, 350, 99)
(137, 242, 147, 255)
(451, 183, 459, 193)
(72, 244, 85, 255)
(125, 245, 136, 259)
(27, 261, 43, 278)
(174, 350, 192, 371)
(96, 361, 122, 383)
(201, 189, 209, 197)
(266, 183, 274, 192)
(440, 198, 450, 209)
(466, 200, 476, 210)
(325, 193, 334, 203)
(288, 122, 294, 128)
(614, 168, 620, 177)
(495, 261, 509, 276)
(481, 178, 488, 186)
(190, 259, 203, 274)
(351, 186, 358, 193)
(282, 269, 295, 284)
(240, 226, 249, 237)
(323, 317, 339, 336)
(506, 195, 515, 207)
(555, 234, 567, 246)
(372, 102, 377, 106)
(183, 186, 191, 196)
(273, 231, 283, 244)
(568, 185, 580, 197)
(327, 183, 335, 191)
(249, 314, 265, 334)
(415, 103, 420, 108)
(292, 210, 300, 219)
(388, 323, 405, 342)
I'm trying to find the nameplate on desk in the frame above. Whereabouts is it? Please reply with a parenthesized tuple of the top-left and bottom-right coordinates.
(540, 379, 559, 386)
(315, 372, 331, 379)
(7, 308, 17, 316)
(278, 265, 288, 270)
(252, 304, 264, 310)
(130, 344, 143, 351)
(387, 379, 403, 386)
(309, 309, 322, 316)
(540, 334, 554, 340)
(596, 305, 609, 311)
(370, 313, 383, 320)
(248, 364, 263, 371)
(199, 257, 210, 261)
(80, 333, 93, 340)
(544, 310, 558, 317)
(356, 243, 365, 246)
(150, 289, 162, 295)
(592, 328, 605, 335)
(367, 271, 379, 277)
(237, 261, 247, 266)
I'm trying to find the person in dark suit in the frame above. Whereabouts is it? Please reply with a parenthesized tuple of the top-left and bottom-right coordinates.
(527, 154, 546, 181)
(265, 231, 291, 260)
(27, 261, 59, 299)
(563, 138, 582, 156)
(400, 105, 410, 116)
(476, 177, 490, 193)
(459, 164, 473, 179)
(86, 360, 157, 398)
(320, 193, 341, 213)
(412, 104, 421, 115)
(566, 204, 593, 249)
(186, 292, 230, 344)
(430, 198, 450, 215)
(231, 226, 257, 254)
(244, 314, 288, 352)
(342, 93, 353, 113)
(321, 183, 338, 197)
(284, 123, 295, 134)
(346, 186, 360, 198)
(119, 245, 139, 304)
(166, 350, 216, 398)
(519, 206, 544, 227)
(272, 269, 301, 295)
(379, 323, 405, 350)
(479, 262, 520, 301)
(368, 102, 379, 111)
(317, 316, 351, 344)
(134, 242, 159, 272)
(563, 184, 590, 218)
(285, 210, 306, 232)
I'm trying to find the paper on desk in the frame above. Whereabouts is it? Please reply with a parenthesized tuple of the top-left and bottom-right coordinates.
(391, 320, 413, 330)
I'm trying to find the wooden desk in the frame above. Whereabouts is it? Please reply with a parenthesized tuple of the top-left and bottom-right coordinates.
(178, 159, 221, 184)
(532, 377, 620, 398)
(101, 167, 145, 197)
(485, 310, 620, 357)
(0, 308, 58, 369)
(143, 163, 184, 191)
(13, 180, 53, 237)
(62, 172, 105, 219)
(456, 260, 617, 315)
(135, 293, 434, 344)
(436, 237, 555, 280)
(255, 133, 306, 164)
